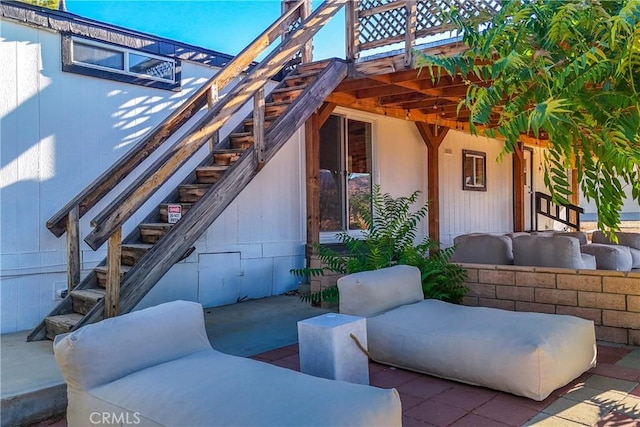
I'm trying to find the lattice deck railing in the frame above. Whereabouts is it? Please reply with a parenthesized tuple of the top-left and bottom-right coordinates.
(346, 0, 501, 63)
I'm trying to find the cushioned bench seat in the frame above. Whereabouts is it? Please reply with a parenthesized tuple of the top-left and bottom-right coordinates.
(339, 265, 597, 401)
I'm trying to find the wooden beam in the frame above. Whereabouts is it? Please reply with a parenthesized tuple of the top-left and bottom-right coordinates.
(66, 205, 80, 291)
(305, 113, 320, 259)
(253, 87, 265, 168)
(513, 141, 525, 232)
(317, 102, 337, 127)
(345, 0, 358, 61)
(415, 122, 450, 245)
(104, 227, 121, 318)
(300, 0, 313, 63)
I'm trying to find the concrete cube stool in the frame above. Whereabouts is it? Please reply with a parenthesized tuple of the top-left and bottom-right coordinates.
(298, 313, 369, 385)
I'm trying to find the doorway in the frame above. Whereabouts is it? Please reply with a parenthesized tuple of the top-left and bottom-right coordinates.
(319, 115, 373, 240)
(523, 147, 534, 231)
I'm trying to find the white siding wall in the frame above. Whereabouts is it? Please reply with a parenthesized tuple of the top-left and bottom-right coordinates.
(0, 20, 294, 333)
(438, 130, 514, 246)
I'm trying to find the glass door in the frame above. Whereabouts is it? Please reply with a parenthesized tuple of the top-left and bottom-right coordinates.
(346, 119, 372, 231)
(319, 115, 372, 237)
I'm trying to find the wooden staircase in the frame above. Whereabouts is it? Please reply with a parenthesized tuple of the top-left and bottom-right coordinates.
(31, 58, 348, 341)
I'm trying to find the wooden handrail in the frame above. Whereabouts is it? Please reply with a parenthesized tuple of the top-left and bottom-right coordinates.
(84, 0, 347, 251)
(45, 0, 306, 238)
(535, 191, 584, 231)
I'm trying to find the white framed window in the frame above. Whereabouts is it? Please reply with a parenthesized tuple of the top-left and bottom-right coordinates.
(462, 149, 487, 191)
(62, 36, 180, 90)
(319, 114, 376, 242)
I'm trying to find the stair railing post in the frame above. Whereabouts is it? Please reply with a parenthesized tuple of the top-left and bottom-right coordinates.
(254, 87, 266, 168)
(404, 0, 417, 68)
(301, 0, 313, 63)
(209, 130, 219, 154)
(345, 0, 359, 62)
(66, 205, 81, 291)
(105, 227, 122, 318)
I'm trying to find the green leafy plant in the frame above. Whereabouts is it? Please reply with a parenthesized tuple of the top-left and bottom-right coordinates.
(416, 0, 640, 234)
(291, 186, 468, 305)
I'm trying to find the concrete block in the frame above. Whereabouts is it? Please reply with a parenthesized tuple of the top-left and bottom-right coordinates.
(298, 313, 369, 385)
(515, 271, 556, 288)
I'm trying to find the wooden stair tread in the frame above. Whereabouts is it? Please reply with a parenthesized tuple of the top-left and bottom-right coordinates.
(243, 118, 275, 125)
(138, 223, 174, 230)
(70, 289, 105, 299)
(285, 70, 322, 80)
(271, 84, 308, 94)
(195, 166, 229, 172)
(297, 60, 330, 72)
(45, 313, 83, 328)
(283, 71, 321, 86)
(266, 100, 292, 108)
(213, 148, 245, 154)
(230, 132, 253, 138)
(121, 243, 155, 250)
(95, 264, 133, 273)
(70, 288, 105, 315)
(178, 184, 211, 189)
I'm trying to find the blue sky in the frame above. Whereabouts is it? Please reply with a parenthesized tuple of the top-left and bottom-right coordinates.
(66, 0, 346, 60)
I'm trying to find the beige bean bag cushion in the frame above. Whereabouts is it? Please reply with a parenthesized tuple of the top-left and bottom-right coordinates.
(339, 265, 597, 401)
(54, 300, 402, 427)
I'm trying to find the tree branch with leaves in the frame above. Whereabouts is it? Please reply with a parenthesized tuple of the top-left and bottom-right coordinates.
(417, 0, 640, 233)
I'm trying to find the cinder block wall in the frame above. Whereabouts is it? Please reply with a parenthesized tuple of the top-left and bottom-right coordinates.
(460, 264, 640, 345)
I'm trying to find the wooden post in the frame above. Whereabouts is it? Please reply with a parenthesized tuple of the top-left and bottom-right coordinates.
(415, 123, 449, 245)
(404, 0, 417, 68)
(345, 0, 359, 63)
(513, 142, 525, 232)
(105, 227, 122, 318)
(301, 0, 313, 63)
(66, 205, 80, 291)
(570, 167, 579, 226)
(209, 130, 219, 154)
(254, 87, 265, 168)
(305, 113, 320, 259)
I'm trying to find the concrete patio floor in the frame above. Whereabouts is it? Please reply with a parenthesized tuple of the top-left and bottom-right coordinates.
(2, 295, 639, 427)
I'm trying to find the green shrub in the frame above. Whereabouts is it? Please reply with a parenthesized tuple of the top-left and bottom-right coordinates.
(291, 186, 468, 304)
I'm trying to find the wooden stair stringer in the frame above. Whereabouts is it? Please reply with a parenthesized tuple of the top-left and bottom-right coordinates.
(72, 59, 348, 332)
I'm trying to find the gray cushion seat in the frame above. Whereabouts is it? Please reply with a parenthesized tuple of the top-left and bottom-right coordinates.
(512, 234, 596, 269)
(54, 301, 402, 427)
(580, 243, 633, 271)
(451, 233, 514, 265)
(592, 230, 640, 269)
(338, 265, 597, 401)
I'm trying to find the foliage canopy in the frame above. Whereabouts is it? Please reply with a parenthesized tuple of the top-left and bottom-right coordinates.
(416, 0, 640, 232)
(292, 186, 467, 305)
(19, 0, 60, 10)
